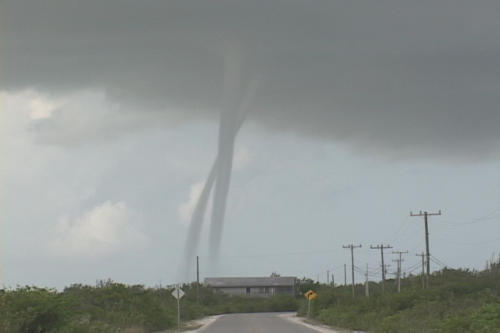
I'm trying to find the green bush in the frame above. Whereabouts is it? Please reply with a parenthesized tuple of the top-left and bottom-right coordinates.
(298, 262, 500, 333)
(0, 283, 299, 332)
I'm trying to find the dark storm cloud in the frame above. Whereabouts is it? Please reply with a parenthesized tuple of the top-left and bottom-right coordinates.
(3, 0, 500, 159)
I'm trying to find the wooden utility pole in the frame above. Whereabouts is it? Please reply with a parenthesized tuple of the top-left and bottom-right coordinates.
(343, 244, 362, 297)
(410, 210, 442, 277)
(392, 251, 408, 293)
(327, 270, 330, 285)
(370, 244, 392, 293)
(416, 252, 426, 288)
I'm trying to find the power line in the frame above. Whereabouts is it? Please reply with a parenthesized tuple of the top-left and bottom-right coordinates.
(403, 262, 422, 274)
(405, 264, 424, 275)
(440, 206, 500, 226)
(430, 257, 445, 268)
(353, 265, 379, 274)
(385, 217, 413, 244)
(431, 255, 449, 268)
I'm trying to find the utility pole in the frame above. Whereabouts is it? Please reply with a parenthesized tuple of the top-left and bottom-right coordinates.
(332, 273, 335, 287)
(344, 264, 347, 286)
(365, 264, 369, 298)
(196, 256, 200, 304)
(416, 252, 426, 288)
(343, 244, 362, 297)
(392, 251, 408, 293)
(370, 244, 393, 293)
(327, 270, 330, 285)
(410, 210, 442, 278)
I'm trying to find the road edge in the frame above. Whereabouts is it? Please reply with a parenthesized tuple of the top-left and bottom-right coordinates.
(188, 315, 224, 332)
(279, 312, 346, 333)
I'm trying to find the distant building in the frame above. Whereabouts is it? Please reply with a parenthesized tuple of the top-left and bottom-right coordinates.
(204, 276, 297, 297)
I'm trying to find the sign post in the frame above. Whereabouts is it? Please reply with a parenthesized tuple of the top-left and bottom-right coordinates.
(304, 290, 318, 318)
(171, 285, 185, 333)
(308, 297, 311, 318)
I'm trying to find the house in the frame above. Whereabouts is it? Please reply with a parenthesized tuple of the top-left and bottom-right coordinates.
(204, 276, 297, 297)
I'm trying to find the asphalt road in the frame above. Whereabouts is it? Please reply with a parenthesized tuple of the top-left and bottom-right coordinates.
(199, 313, 323, 333)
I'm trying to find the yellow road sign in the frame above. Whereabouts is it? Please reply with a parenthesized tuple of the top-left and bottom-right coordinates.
(304, 290, 318, 300)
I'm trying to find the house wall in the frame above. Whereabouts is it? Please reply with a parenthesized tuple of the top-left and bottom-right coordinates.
(214, 286, 295, 297)
(214, 287, 247, 296)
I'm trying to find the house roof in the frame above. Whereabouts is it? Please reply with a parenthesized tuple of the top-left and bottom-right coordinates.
(204, 276, 296, 288)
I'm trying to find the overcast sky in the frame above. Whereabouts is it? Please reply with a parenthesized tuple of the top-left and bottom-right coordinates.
(1, 0, 500, 288)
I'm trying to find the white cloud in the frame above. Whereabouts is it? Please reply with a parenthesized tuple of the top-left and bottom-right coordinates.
(28, 97, 60, 120)
(177, 147, 251, 225)
(0, 89, 62, 120)
(50, 201, 147, 256)
(233, 146, 252, 171)
(178, 181, 211, 224)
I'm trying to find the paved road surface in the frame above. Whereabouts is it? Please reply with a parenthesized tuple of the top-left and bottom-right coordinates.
(199, 313, 323, 333)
